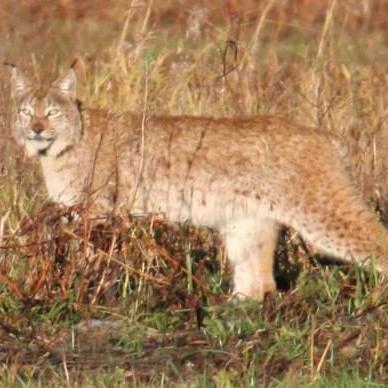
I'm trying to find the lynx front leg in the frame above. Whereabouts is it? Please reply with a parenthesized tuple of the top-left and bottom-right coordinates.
(224, 218, 279, 301)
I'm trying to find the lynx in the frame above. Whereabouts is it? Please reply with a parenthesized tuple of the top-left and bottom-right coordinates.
(9, 66, 388, 301)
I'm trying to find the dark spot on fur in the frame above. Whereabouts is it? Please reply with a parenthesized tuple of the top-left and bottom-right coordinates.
(240, 190, 250, 196)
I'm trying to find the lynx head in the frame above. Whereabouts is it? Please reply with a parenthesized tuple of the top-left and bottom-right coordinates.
(10, 67, 82, 157)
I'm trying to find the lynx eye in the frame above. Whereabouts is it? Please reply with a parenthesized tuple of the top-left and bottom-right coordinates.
(19, 107, 32, 116)
(46, 108, 61, 117)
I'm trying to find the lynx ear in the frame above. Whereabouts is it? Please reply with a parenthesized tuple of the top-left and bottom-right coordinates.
(52, 69, 77, 99)
(8, 65, 32, 99)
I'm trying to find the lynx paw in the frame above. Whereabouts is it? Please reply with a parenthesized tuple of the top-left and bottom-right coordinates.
(233, 278, 277, 302)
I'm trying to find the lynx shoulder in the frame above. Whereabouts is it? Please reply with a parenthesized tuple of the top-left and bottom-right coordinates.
(10, 67, 388, 300)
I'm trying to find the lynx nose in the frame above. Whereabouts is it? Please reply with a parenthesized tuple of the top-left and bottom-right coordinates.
(32, 122, 45, 134)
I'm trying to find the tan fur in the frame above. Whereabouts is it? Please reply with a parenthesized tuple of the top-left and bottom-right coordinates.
(10, 68, 388, 301)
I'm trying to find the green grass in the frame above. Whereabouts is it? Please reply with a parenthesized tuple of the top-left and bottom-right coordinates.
(0, 1, 388, 386)
(0, 219, 386, 386)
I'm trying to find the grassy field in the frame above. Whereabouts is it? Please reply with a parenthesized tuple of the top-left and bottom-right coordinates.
(0, 1, 387, 386)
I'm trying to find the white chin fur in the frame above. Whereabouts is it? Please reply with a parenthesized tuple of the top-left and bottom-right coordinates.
(25, 139, 52, 156)
(25, 138, 69, 157)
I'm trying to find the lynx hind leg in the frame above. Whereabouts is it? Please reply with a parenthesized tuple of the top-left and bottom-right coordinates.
(224, 218, 280, 301)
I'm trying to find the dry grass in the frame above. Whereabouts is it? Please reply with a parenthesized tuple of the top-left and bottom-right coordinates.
(0, 1, 387, 386)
